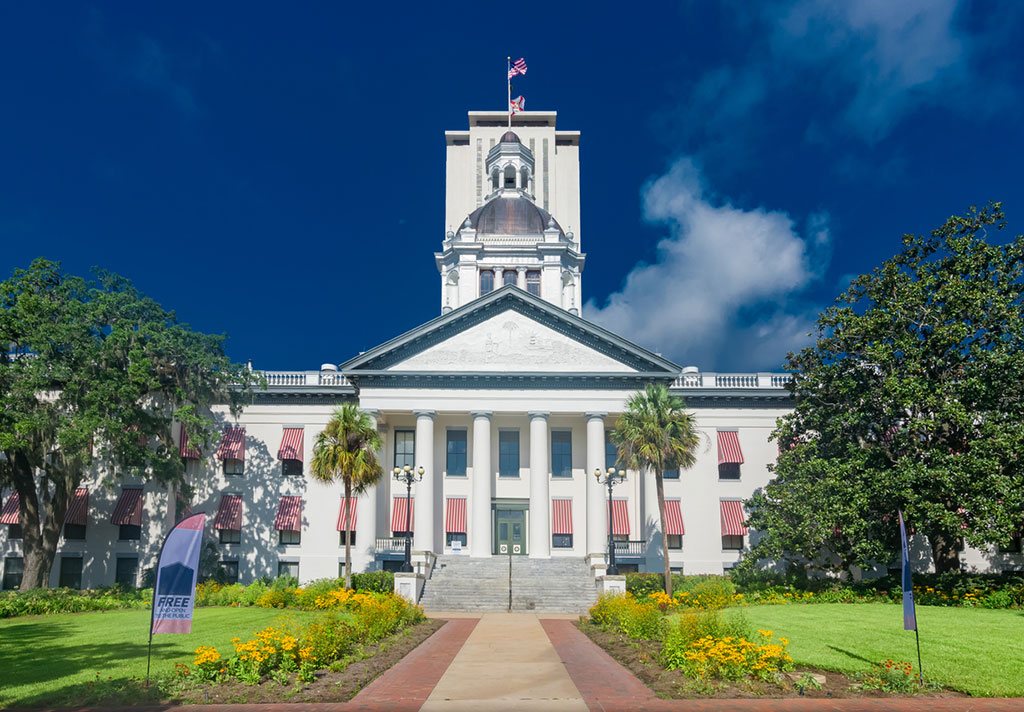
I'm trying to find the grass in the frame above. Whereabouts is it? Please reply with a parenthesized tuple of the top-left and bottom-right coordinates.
(0, 606, 318, 707)
(735, 603, 1024, 697)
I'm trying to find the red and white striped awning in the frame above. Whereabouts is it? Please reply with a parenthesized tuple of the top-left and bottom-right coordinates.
(179, 425, 201, 460)
(717, 431, 744, 465)
(278, 428, 304, 461)
(214, 494, 243, 530)
(216, 426, 246, 461)
(274, 496, 302, 532)
(111, 488, 143, 526)
(720, 500, 748, 536)
(64, 488, 89, 526)
(611, 498, 630, 537)
(1, 492, 21, 525)
(552, 498, 573, 535)
(446, 497, 467, 534)
(336, 497, 358, 532)
(391, 497, 413, 532)
(664, 499, 685, 536)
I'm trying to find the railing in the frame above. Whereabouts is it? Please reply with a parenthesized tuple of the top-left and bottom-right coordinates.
(262, 371, 351, 387)
(375, 537, 406, 553)
(672, 372, 793, 389)
(613, 540, 646, 557)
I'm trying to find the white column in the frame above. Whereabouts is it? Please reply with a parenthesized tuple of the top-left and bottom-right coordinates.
(471, 411, 493, 557)
(414, 410, 436, 553)
(642, 466, 661, 566)
(529, 411, 550, 558)
(494, 267, 504, 287)
(356, 410, 380, 570)
(586, 413, 607, 558)
(517, 267, 527, 289)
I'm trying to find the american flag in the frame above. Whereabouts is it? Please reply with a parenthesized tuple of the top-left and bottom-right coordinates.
(508, 57, 527, 78)
(510, 95, 525, 114)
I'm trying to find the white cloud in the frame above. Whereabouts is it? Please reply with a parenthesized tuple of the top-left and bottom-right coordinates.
(586, 159, 827, 369)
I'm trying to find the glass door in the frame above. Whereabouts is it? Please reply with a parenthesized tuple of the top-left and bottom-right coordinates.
(494, 508, 526, 555)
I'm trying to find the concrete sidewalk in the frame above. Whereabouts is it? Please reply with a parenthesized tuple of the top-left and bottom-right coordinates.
(420, 613, 587, 711)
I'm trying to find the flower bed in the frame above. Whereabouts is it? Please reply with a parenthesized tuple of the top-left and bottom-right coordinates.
(180, 589, 424, 686)
(0, 586, 151, 619)
(194, 573, 394, 609)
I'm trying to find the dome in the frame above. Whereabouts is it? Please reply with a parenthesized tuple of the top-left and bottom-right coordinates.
(462, 195, 564, 236)
(500, 130, 521, 144)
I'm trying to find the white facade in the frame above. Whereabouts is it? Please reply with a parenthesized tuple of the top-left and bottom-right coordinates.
(2, 109, 1018, 590)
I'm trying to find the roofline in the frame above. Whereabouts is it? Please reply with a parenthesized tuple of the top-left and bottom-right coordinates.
(340, 285, 681, 374)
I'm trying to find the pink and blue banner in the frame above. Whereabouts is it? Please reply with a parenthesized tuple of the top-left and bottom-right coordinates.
(151, 513, 207, 635)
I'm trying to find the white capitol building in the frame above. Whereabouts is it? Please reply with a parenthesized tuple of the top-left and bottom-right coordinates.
(3, 108, 1006, 596)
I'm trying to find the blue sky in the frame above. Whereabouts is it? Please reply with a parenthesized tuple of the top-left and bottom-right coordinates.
(1, 2, 1022, 371)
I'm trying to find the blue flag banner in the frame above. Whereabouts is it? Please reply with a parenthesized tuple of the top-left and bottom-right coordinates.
(898, 510, 917, 631)
(151, 513, 207, 635)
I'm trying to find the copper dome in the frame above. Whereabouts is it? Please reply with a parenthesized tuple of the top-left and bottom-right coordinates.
(500, 130, 521, 144)
(463, 195, 563, 236)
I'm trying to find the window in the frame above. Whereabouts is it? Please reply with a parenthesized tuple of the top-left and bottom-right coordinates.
(394, 430, 415, 469)
(503, 270, 517, 287)
(552, 533, 573, 549)
(115, 557, 138, 588)
(58, 556, 83, 589)
(446, 532, 468, 547)
(605, 433, 619, 470)
(7, 524, 23, 539)
(63, 523, 86, 540)
(722, 535, 744, 551)
(278, 561, 299, 580)
(446, 430, 467, 476)
(219, 528, 241, 545)
(382, 559, 405, 573)
(282, 459, 303, 477)
(220, 560, 239, 585)
(119, 524, 141, 541)
(279, 529, 300, 545)
(393, 530, 412, 540)
(339, 530, 356, 545)
(224, 458, 244, 476)
(664, 468, 680, 480)
(3, 557, 24, 590)
(668, 534, 683, 550)
(479, 269, 495, 295)
(718, 463, 741, 480)
(999, 533, 1023, 554)
(551, 430, 573, 477)
(526, 270, 541, 296)
(499, 430, 520, 477)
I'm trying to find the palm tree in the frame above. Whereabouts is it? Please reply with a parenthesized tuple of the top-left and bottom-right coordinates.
(310, 404, 383, 589)
(611, 383, 701, 596)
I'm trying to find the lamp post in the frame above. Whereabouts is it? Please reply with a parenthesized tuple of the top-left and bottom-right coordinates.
(594, 467, 626, 575)
(392, 464, 424, 573)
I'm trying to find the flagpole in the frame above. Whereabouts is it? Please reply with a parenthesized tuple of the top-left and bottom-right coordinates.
(507, 55, 512, 128)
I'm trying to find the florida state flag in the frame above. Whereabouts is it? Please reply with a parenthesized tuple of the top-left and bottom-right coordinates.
(151, 513, 207, 634)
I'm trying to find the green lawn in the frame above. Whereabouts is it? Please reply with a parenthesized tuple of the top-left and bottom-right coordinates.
(0, 607, 317, 707)
(739, 603, 1024, 697)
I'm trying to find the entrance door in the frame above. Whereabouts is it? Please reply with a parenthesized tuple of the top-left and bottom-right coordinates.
(494, 509, 526, 555)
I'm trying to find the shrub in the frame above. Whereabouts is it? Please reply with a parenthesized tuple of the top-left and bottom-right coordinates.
(589, 593, 664, 640)
(0, 587, 151, 619)
(351, 570, 394, 593)
(661, 618, 793, 682)
(625, 573, 664, 597)
(687, 577, 737, 610)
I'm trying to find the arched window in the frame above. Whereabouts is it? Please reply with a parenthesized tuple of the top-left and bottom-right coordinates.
(491, 170, 500, 191)
(503, 165, 516, 189)
(479, 270, 494, 295)
(503, 270, 517, 287)
(520, 168, 530, 192)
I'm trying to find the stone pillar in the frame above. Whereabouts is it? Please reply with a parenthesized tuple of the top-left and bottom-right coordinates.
(414, 410, 436, 553)
(529, 411, 551, 558)
(586, 413, 607, 559)
(517, 267, 527, 289)
(356, 410, 380, 570)
(471, 411, 493, 557)
(642, 466, 662, 567)
(494, 267, 504, 287)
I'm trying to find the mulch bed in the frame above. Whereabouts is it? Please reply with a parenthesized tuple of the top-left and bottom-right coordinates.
(170, 618, 446, 705)
(576, 621, 964, 699)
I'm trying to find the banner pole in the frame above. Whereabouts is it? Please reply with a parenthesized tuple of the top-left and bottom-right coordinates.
(145, 519, 173, 688)
(914, 625, 923, 686)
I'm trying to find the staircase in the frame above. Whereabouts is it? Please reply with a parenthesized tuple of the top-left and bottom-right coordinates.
(419, 555, 597, 613)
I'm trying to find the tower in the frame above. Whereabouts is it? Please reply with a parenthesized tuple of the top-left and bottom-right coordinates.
(436, 111, 584, 314)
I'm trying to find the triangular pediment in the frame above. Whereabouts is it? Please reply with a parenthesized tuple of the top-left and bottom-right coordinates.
(341, 286, 680, 379)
